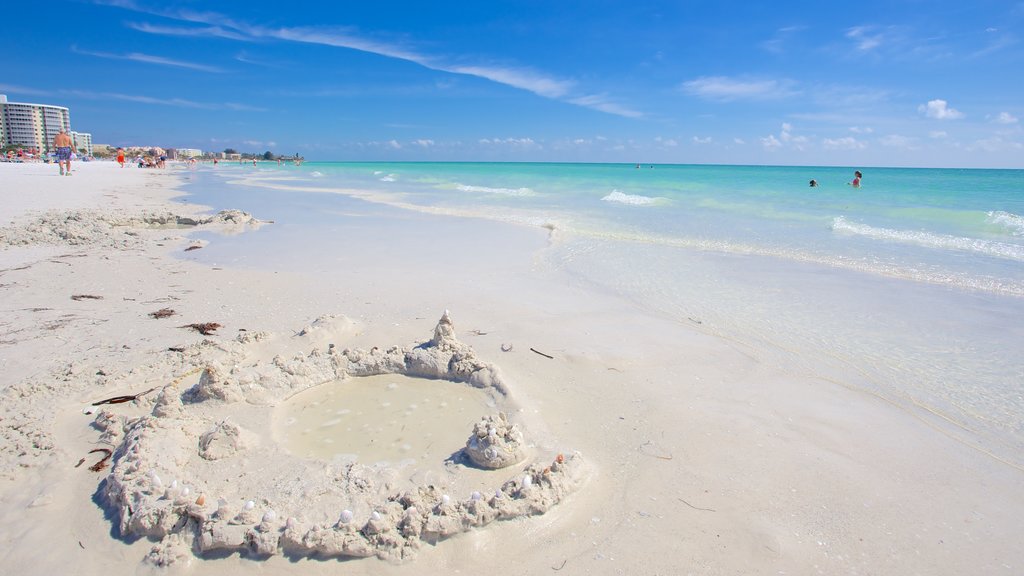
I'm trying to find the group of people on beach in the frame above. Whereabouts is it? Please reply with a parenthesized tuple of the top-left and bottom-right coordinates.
(809, 170, 862, 188)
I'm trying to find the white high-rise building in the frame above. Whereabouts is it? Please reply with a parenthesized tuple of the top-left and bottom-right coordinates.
(71, 131, 93, 156)
(0, 94, 71, 153)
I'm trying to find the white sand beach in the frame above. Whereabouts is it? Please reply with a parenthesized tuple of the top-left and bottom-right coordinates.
(1, 161, 1022, 575)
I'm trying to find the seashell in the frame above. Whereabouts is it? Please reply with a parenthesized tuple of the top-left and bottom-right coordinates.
(181, 486, 190, 497)
(488, 428, 497, 438)
(522, 475, 532, 488)
(441, 494, 450, 505)
(149, 471, 162, 487)
(170, 480, 178, 490)
(406, 507, 417, 516)
(556, 453, 565, 464)
(263, 510, 277, 523)
(371, 511, 381, 522)
(339, 509, 354, 524)
(244, 500, 255, 510)
(195, 494, 206, 506)
(494, 489, 503, 499)
(471, 491, 482, 501)
(286, 517, 298, 529)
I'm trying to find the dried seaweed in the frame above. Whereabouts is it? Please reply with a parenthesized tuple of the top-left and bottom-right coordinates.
(87, 448, 113, 472)
(180, 322, 221, 335)
(183, 245, 203, 252)
(149, 308, 175, 319)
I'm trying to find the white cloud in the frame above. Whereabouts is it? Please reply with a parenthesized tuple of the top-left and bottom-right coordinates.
(655, 136, 679, 147)
(849, 126, 874, 134)
(823, 137, 866, 150)
(386, 140, 402, 149)
(692, 136, 712, 145)
(733, 138, 746, 145)
(680, 76, 798, 101)
(412, 139, 435, 147)
(995, 111, 1019, 124)
(760, 135, 782, 149)
(919, 99, 964, 120)
(929, 130, 948, 139)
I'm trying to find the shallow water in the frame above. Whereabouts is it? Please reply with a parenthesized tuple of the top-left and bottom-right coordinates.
(273, 374, 497, 466)
(182, 162, 1024, 469)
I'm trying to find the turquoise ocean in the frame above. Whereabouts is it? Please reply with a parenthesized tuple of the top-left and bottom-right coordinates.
(184, 162, 1024, 468)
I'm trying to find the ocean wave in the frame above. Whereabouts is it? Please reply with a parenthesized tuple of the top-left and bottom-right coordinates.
(455, 183, 534, 196)
(310, 171, 324, 177)
(601, 190, 660, 206)
(987, 211, 1024, 236)
(832, 216, 1024, 261)
(380, 174, 397, 182)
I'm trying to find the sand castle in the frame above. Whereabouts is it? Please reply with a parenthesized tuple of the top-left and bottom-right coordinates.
(94, 311, 583, 566)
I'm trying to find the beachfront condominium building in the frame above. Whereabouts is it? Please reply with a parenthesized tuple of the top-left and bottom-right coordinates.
(71, 131, 93, 156)
(0, 94, 71, 153)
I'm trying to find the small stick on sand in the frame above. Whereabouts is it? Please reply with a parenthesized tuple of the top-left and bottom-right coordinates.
(552, 559, 568, 571)
(678, 498, 716, 512)
(91, 386, 157, 406)
(530, 347, 554, 359)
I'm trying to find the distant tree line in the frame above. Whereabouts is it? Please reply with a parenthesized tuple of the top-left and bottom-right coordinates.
(222, 148, 303, 161)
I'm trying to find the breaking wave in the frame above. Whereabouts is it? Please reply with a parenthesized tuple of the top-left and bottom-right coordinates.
(987, 211, 1024, 237)
(455, 184, 535, 196)
(832, 216, 1024, 261)
(601, 190, 660, 206)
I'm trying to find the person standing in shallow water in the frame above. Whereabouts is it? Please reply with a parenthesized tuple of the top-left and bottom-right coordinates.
(849, 170, 862, 188)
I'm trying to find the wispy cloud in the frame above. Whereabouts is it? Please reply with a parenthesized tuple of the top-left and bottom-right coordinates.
(71, 45, 223, 72)
(0, 83, 50, 97)
(99, 0, 640, 118)
(995, 111, 1019, 124)
(126, 21, 250, 41)
(63, 88, 264, 111)
(760, 26, 805, 54)
(823, 136, 867, 150)
(845, 26, 885, 52)
(681, 76, 799, 101)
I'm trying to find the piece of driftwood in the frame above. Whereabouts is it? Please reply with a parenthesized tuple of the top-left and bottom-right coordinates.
(184, 245, 203, 252)
(149, 308, 175, 319)
(71, 294, 103, 301)
(530, 347, 554, 359)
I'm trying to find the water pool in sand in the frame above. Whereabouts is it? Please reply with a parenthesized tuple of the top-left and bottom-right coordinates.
(274, 374, 498, 465)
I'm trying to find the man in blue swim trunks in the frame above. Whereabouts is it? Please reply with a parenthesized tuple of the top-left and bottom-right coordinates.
(53, 129, 73, 176)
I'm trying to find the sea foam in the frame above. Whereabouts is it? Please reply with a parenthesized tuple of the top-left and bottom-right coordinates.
(601, 190, 659, 206)
(987, 211, 1024, 237)
(456, 184, 534, 196)
(832, 216, 1024, 261)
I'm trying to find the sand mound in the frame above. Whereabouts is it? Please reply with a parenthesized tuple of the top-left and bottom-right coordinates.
(0, 208, 264, 247)
(94, 311, 583, 565)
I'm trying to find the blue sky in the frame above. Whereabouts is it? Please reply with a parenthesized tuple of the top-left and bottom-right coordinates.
(4, 0, 1023, 167)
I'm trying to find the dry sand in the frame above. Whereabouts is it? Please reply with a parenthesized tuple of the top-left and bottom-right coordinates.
(1, 161, 1022, 575)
